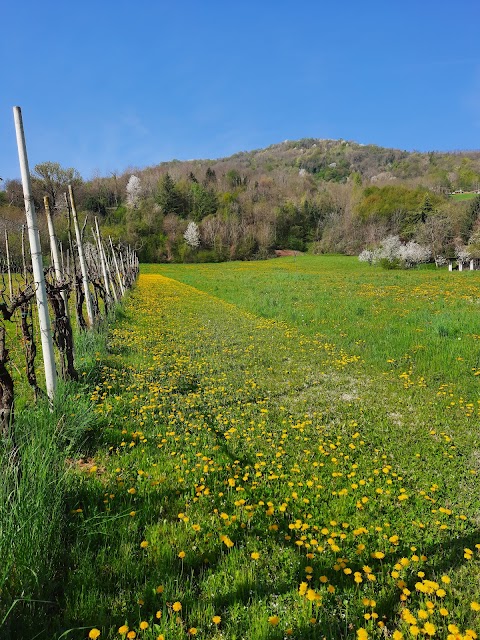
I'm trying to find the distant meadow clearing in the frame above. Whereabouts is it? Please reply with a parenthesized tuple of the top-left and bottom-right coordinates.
(4, 255, 480, 639)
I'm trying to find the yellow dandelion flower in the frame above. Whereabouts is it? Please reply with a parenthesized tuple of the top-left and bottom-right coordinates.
(172, 601, 182, 612)
(139, 622, 149, 630)
(423, 622, 436, 636)
(89, 631, 101, 640)
(268, 615, 280, 626)
(156, 585, 164, 593)
(471, 601, 480, 611)
(156, 611, 162, 619)
(127, 633, 136, 640)
(393, 632, 403, 640)
(212, 615, 221, 624)
(178, 551, 186, 559)
(357, 628, 368, 640)
(188, 628, 197, 635)
(140, 541, 148, 549)
(118, 625, 129, 635)
(251, 552, 260, 560)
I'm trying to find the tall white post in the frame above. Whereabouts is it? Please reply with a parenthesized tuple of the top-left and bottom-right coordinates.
(13, 106, 57, 401)
(68, 184, 94, 326)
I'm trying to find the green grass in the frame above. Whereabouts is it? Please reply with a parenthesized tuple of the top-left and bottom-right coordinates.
(449, 192, 478, 201)
(3, 256, 480, 639)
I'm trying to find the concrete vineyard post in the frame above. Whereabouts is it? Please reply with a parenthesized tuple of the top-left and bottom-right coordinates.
(13, 106, 57, 401)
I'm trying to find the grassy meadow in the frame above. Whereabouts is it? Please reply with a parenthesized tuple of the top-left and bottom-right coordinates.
(3, 255, 480, 640)
(449, 193, 478, 202)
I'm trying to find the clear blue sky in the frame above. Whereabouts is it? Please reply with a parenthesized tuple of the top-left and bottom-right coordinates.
(1, 0, 479, 182)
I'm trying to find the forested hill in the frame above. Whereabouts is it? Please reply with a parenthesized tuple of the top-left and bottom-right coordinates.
(167, 138, 480, 185)
(2, 139, 480, 262)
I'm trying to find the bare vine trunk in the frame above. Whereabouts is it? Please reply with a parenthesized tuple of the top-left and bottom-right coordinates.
(20, 302, 41, 400)
(0, 325, 15, 442)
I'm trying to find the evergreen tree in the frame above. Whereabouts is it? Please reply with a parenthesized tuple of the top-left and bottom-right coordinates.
(204, 167, 217, 185)
(156, 173, 185, 217)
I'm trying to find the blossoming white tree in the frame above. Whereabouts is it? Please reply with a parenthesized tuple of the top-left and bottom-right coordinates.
(184, 221, 200, 248)
(398, 241, 431, 268)
(359, 235, 431, 268)
(126, 175, 141, 208)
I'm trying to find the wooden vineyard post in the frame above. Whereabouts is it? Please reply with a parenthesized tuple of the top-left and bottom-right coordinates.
(68, 184, 94, 326)
(109, 236, 125, 297)
(4, 231, 13, 301)
(94, 217, 112, 307)
(44, 195, 69, 318)
(13, 106, 57, 401)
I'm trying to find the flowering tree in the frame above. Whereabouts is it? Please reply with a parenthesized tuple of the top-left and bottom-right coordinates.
(398, 241, 431, 268)
(359, 235, 431, 268)
(455, 246, 471, 264)
(358, 249, 374, 265)
(184, 221, 200, 248)
(126, 175, 141, 208)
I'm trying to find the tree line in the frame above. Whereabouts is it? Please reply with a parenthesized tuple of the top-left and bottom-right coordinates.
(2, 140, 480, 263)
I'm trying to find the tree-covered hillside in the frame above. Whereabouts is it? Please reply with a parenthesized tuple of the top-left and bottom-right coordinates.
(2, 140, 480, 263)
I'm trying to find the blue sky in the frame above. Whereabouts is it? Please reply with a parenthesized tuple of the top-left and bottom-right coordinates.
(1, 0, 479, 181)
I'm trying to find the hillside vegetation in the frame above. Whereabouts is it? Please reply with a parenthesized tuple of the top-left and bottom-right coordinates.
(2, 140, 480, 262)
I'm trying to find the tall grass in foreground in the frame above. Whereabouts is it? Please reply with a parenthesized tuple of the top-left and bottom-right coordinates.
(0, 322, 110, 639)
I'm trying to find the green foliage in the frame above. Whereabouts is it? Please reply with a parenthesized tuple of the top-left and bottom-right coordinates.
(188, 182, 218, 221)
(107, 204, 127, 224)
(356, 186, 445, 239)
(378, 257, 401, 269)
(275, 202, 311, 250)
(298, 151, 351, 182)
(83, 193, 107, 215)
(457, 160, 480, 191)
(155, 173, 186, 217)
(226, 169, 245, 188)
